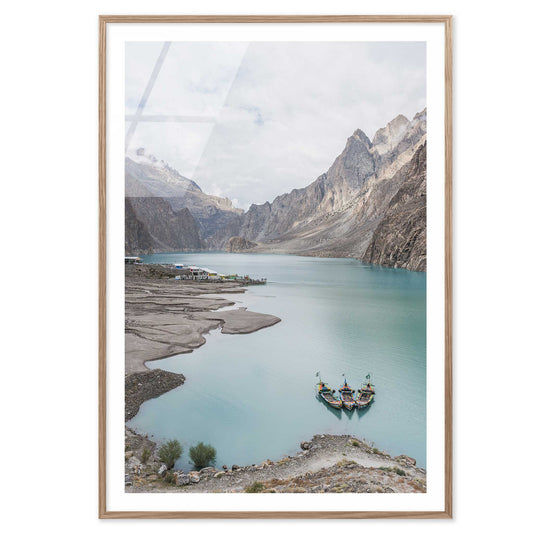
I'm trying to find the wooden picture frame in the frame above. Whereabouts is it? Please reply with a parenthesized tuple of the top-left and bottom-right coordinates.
(99, 15, 452, 519)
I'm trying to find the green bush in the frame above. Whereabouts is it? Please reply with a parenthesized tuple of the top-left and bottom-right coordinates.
(158, 439, 183, 468)
(189, 442, 217, 469)
(141, 447, 151, 464)
(164, 473, 176, 485)
(245, 481, 265, 493)
(394, 467, 406, 476)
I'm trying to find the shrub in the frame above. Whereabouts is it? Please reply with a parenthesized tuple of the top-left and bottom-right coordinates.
(189, 442, 216, 469)
(350, 440, 361, 447)
(141, 447, 151, 464)
(164, 473, 176, 485)
(245, 481, 265, 493)
(337, 459, 358, 467)
(394, 467, 406, 476)
(158, 439, 183, 469)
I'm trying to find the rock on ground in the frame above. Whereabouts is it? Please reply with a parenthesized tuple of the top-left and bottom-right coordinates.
(125, 369, 185, 422)
(125, 434, 426, 494)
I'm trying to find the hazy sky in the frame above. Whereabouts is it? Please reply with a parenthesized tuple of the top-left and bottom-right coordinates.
(126, 41, 426, 209)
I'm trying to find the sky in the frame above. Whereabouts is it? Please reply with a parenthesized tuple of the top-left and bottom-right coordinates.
(125, 41, 426, 210)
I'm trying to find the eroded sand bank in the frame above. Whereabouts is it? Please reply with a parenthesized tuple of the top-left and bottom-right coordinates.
(125, 264, 281, 375)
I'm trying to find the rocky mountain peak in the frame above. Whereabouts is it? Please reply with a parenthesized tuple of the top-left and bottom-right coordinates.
(351, 128, 372, 148)
(390, 113, 410, 127)
(372, 114, 410, 155)
(413, 108, 427, 122)
(326, 129, 375, 190)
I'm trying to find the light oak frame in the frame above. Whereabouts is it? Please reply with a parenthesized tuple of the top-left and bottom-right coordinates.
(99, 14, 453, 519)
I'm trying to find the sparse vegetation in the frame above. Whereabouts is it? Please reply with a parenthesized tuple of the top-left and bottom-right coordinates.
(189, 442, 216, 469)
(141, 446, 151, 464)
(245, 481, 265, 493)
(158, 439, 183, 469)
(377, 466, 407, 476)
(336, 459, 358, 467)
(334, 483, 349, 492)
(350, 440, 361, 447)
(164, 473, 176, 485)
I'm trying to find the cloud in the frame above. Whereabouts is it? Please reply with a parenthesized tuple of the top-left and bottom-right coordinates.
(126, 41, 426, 210)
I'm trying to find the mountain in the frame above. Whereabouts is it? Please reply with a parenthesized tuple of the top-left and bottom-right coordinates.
(362, 143, 427, 271)
(124, 110, 427, 271)
(125, 197, 203, 255)
(125, 197, 154, 255)
(225, 236, 258, 253)
(125, 149, 243, 251)
(236, 110, 426, 268)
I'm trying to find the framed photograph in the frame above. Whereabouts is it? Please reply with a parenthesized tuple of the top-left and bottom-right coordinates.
(99, 15, 452, 518)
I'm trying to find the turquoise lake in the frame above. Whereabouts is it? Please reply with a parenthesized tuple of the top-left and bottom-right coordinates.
(128, 253, 426, 470)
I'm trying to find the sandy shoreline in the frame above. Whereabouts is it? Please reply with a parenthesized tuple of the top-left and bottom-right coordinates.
(124, 263, 281, 420)
(125, 263, 281, 375)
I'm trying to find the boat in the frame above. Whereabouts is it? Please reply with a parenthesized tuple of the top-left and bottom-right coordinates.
(316, 373, 342, 409)
(338, 376, 356, 410)
(355, 374, 376, 409)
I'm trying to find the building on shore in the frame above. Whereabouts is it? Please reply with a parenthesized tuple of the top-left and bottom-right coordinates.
(174, 264, 216, 281)
(173, 262, 266, 284)
(202, 267, 221, 280)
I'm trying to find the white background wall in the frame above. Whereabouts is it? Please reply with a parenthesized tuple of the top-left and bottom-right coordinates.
(1, 0, 532, 531)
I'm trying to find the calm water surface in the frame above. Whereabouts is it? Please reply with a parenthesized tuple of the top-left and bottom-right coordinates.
(128, 253, 426, 470)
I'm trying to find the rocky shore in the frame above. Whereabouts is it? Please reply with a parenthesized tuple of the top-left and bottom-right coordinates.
(125, 369, 185, 422)
(125, 433, 426, 493)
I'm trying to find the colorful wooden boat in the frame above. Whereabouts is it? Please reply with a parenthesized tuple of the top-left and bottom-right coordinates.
(355, 374, 375, 409)
(338, 376, 356, 410)
(316, 375, 342, 410)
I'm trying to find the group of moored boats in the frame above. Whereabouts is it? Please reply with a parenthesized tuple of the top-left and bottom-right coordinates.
(317, 373, 375, 411)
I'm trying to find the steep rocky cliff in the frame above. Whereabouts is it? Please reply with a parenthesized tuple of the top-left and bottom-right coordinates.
(125, 198, 154, 255)
(126, 152, 242, 250)
(225, 236, 258, 253)
(362, 143, 427, 271)
(125, 197, 203, 254)
(239, 128, 377, 243)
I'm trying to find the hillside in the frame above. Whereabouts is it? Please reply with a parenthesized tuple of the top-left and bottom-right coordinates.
(125, 150, 242, 251)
